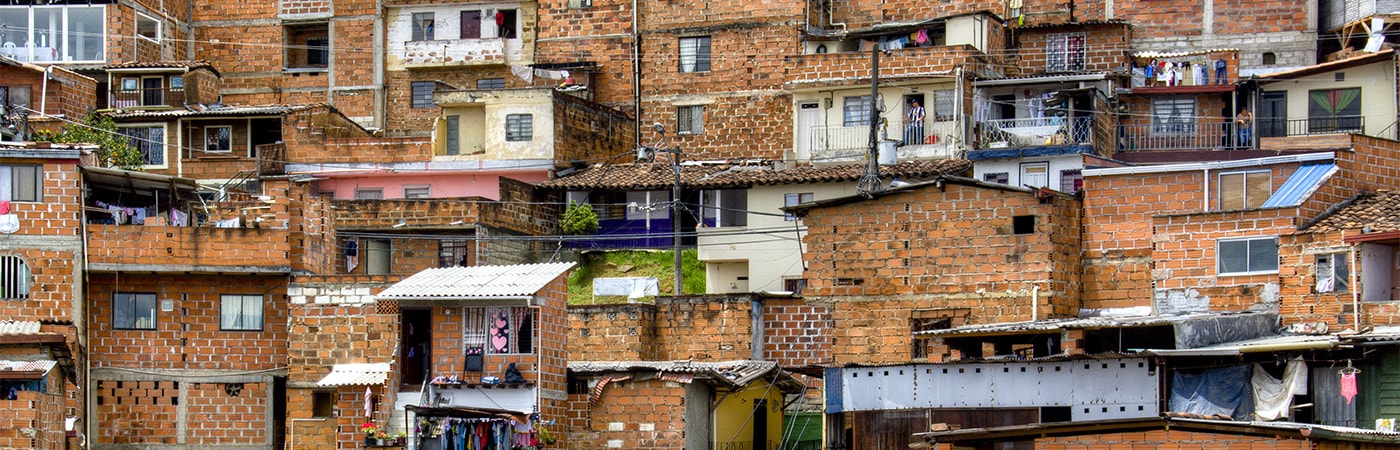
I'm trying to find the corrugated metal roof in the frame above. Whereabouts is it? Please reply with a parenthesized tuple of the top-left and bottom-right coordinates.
(538, 159, 970, 191)
(1261, 163, 1336, 208)
(0, 320, 42, 335)
(376, 262, 575, 300)
(569, 360, 798, 389)
(106, 104, 318, 120)
(913, 311, 1274, 337)
(1142, 334, 1338, 356)
(0, 360, 56, 374)
(316, 363, 391, 387)
(1132, 48, 1239, 59)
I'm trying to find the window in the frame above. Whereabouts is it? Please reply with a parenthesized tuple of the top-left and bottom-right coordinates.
(1262, 52, 1277, 66)
(140, 77, 163, 106)
(1218, 170, 1270, 210)
(113, 292, 157, 330)
(411, 12, 435, 41)
(569, 0, 593, 7)
(843, 95, 872, 127)
(478, 78, 505, 89)
(984, 172, 1009, 185)
(365, 239, 391, 275)
(135, 13, 159, 42)
(205, 126, 232, 153)
(169, 76, 184, 89)
(494, 9, 518, 38)
(444, 115, 459, 155)
(0, 165, 39, 202)
(505, 114, 532, 141)
(1046, 33, 1086, 72)
(463, 307, 535, 355)
(118, 126, 165, 166)
(411, 81, 436, 108)
(220, 294, 264, 331)
(1012, 215, 1035, 234)
(0, 256, 29, 299)
(1152, 97, 1196, 135)
(679, 36, 711, 73)
(1315, 253, 1350, 293)
(354, 188, 383, 200)
(284, 23, 329, 69)
(1308, 88, 1362, 133)
(439, 239, 472, 267)
(0, 5, 105, 63)
(0, 86, 31, 110)
(932, 89, 956, 121)
(1218, 237, 1278, 275)
(784, 192, 813, 221)
(403, 185, 431, 198)
(312, 392, 334, 418)
(1060, 169, 1083, 193)
(701, 189, 747, 227)
(783, 277, 806, 295)
(677, 105, 704, 134)
(626, 191, 670, 220)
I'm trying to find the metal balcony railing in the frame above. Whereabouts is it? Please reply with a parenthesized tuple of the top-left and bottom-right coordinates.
(111, 88, 185, 109)
(1259, 116, 1365, 137)
(1118, 121, 1245, 151)
(805, 120, 961, 163)
(978, 116, 1091, 149)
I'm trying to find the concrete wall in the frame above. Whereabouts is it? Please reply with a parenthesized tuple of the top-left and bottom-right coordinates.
(1259, 59, 1397, 137)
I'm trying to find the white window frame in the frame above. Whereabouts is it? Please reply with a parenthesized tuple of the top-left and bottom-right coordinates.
(1046, 32, 1086, 73)
(113, 292, 157, 330)
(1218, 170, 1271, 211)
(0, 164, 41, 202)
(0, 5, 107, 63)
(135, 12, 160, 43)
(679, 36, 711, 73)
(220, 294, 264, 331)
(677, 105, 704, 134)
(117, 124, 167, 168)
(1315, 253, 1350, 293)
(0, 255, 29, 300)
(1217, 237, 1279, 276)
(205, 126, 232, 153)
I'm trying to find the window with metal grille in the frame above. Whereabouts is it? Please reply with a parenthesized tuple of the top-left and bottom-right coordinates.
(354, 188, 383, 200)
(568, 0, 592, 7)
(0, 256, 28, 299)
(842, 95, 871, 127)
(477, 78, 505, 89)
(677, 105, 703, 134)
(444, 115, 459, 154)
(220, 294, 264, 331)
(403, 185, 431, 199)
(284, 23, 329, 69)
(114, 292, 157, 330)
(117, 127, 165, 166)
(411, 81, 435, 108)
(679, 36, 711, 73)
(1151, 97, 1196, 135)
(306, 37, 329, 66)
(439, 239, 472, 267)
(0, 165, 41, 202)
(505, 114, 533, 141)
(1046, 33, 1086, 72)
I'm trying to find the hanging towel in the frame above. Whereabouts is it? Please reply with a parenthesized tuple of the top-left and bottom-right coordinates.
(509, 64, 534, 82)
(0, 214, 17, 234)
(1341, 372, 1358, 404)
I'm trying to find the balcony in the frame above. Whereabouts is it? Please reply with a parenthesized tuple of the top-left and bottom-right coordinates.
(977, 116, 1091, 149)
(403, 38, 505, 68)
(804, 119, 961, 163)
(1118, 117, 1367, 153)
(111, 88, 185, 109)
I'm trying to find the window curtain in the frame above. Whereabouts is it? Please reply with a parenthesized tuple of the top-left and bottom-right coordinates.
(463, 307, 488, 352)
(0, 166, 12, 202)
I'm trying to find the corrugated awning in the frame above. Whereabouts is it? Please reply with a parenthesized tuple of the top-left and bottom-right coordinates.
(376, 262, 575, 302)
(0, 360, 57, 378)
(1261, 163, 1337, 208)
(317, 363, 391, 387)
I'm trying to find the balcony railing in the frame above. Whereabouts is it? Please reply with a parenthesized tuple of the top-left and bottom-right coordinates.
(1119, 121, 1245, 152)
(1259, 116, 1365, 138)
(403, 38, 505, 68)
(805, 120, 962, 163)
(978, 116, 1091, 149)
(111, 88, 185, 109)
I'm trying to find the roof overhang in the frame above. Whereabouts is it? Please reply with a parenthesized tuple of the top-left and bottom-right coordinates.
(917, 416, 1400, 445)
(972, 72, 1108, 87)
(316, 363, 391, 387)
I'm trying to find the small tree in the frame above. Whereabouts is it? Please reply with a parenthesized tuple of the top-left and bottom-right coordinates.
(36, 113, 144, 170)
(561, 200, 600, 235)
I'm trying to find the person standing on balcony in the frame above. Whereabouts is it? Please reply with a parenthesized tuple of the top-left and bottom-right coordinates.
(1236, 108, 1253, 147)
(904, 98, 925, 146)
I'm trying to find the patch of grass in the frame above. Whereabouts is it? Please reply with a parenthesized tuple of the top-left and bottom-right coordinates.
(567, 249, 705, 305)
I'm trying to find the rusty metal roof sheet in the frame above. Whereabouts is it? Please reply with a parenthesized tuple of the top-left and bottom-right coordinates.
(538, 159, 971, 191)
(316, 363, 391, 387)
(0, 320, 42, 335)
(376, 262, 575, 300)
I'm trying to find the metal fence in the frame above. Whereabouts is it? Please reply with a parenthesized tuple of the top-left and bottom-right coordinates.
(977, 116, 1091, 148)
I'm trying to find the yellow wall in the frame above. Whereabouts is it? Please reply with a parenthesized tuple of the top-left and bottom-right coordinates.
(1261, 59, 1397, 137)
(713, 380, 787, 448)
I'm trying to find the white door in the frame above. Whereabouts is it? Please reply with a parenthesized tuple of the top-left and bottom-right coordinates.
(796, 102, 821, 162)
(1020, 162, 1049, 189)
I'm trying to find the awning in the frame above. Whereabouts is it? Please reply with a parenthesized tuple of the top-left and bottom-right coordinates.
(376, 262, 575, 303)
(317, 363, 391, 387)
(0, 360, 56, 379)
(1261, 163, 1337, 208)
(1142, 335, 1339, 357)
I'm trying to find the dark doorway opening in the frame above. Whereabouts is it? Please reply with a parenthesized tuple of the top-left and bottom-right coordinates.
(401, 309, 432, 385)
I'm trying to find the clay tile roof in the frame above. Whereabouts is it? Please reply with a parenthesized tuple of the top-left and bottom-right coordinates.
(103, 60, 221, 77)
(1303, 190, 1400, 233)
(538, 159, 972, 191)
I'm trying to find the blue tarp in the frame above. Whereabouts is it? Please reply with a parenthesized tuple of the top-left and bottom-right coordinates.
(1169, 365, 1254, 420)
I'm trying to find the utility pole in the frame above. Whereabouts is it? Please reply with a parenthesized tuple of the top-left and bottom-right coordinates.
(641, 123, 683, 295)
(859, 43, 883, 194)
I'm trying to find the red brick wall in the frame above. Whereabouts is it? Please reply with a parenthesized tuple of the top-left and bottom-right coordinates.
(760, 298, 832, 367)
(1013, 24, 1130, 76)
(568, 295, 756, 362)
(796, 183, 1080, 365)
(1028, 428, 1312, 450)
(829, 0, 1002, 29)
(534, 0, 636, 108)
(1278, 231, 1356, 328)
(564, 379, 687, 450)
(553, 92, 636, 166)
(0, 158, 81, 324)
(85, 225, 291, 270)
(1152, 208, 1298, 311)
(569, 304, 660, 361)
(0, 378, 66, 450)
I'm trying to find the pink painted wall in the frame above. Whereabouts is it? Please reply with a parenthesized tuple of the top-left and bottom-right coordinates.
(314, 170, 549, 200)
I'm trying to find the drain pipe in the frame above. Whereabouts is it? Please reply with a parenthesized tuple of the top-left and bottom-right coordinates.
(1350, 231, 1361, 332)
(1031, 285, 1040, 321)
(40, 66, 52, 116)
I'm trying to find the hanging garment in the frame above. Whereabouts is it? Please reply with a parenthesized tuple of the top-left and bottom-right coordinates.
(1341, 372, 1359, 404)
(509, 64, 534, 82)
(915, 29, 931, 46)
(169, 209, 188, 227)
(1252, 359, 1308, 421)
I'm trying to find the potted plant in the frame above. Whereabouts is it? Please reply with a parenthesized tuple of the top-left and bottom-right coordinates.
(395, 431, 407, 446)
(359, 422, 377, 446)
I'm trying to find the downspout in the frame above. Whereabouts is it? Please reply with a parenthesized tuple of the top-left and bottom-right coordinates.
(632, 0, 641, 147)
(1202, 168, 1210, 210)
(374, 0, 386, 130)
(40, 66, 52, 116)
(1349, 230, 1361, 331)
(78, 168, 91, 448)
(1031, 285, 1040, 321)
(176, 118, 184, 177)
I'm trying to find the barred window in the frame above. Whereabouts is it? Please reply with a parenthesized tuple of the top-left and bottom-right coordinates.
(506, 114, 533, 141)
(0, 256, 28, 299)
(842, 95, 871, 127)
(411, 81, 435, 108)
(1046, 33, 1086, 72)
